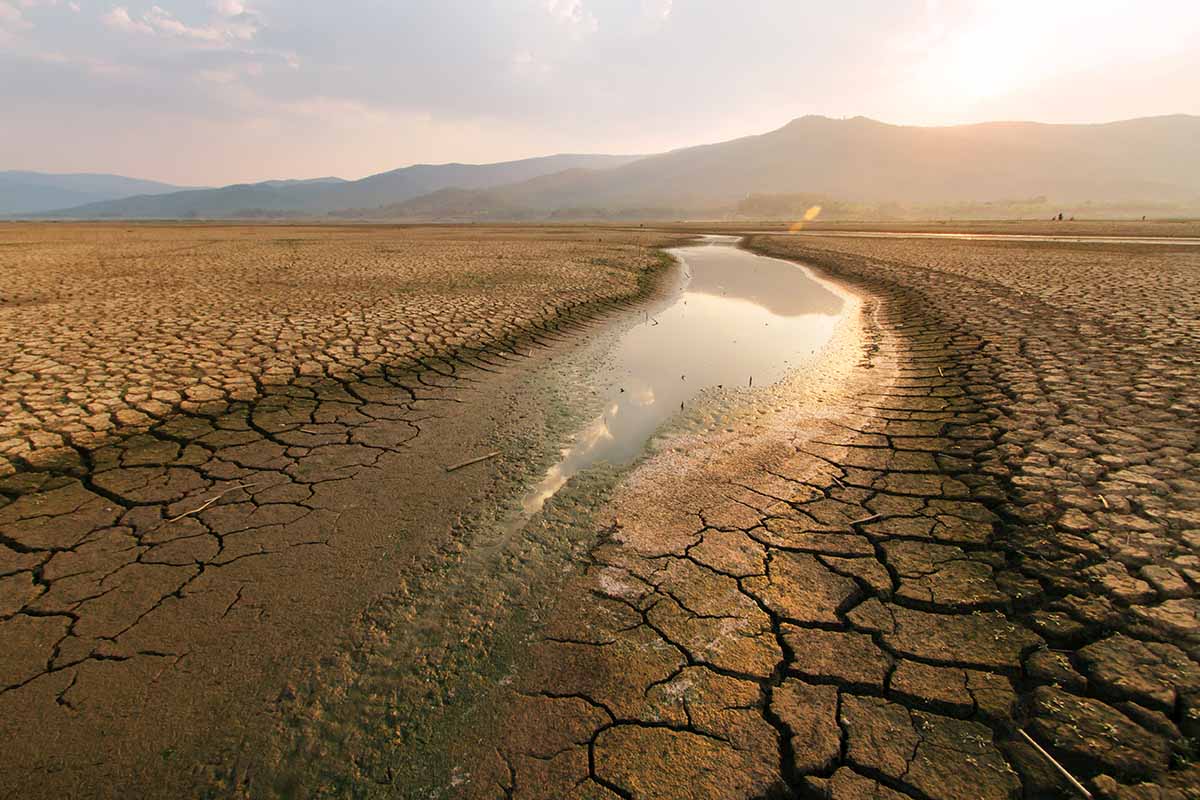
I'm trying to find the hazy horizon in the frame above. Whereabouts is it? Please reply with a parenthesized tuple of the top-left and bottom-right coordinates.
(3, 0, 1198, 185)
(8, 112, 1200, 189)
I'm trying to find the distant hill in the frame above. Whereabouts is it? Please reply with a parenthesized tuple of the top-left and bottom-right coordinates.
(367, 114, 1200, 220)
(22, 116, 1199, 221)
(254, 177, 348, 189)
(28, 154, 641, 219)
(0, 171, 197, 215)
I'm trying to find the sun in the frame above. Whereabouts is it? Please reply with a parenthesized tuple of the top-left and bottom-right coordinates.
(907, 3, 1076, 111)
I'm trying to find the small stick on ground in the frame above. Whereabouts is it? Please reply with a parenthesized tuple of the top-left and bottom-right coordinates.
(851, 513, 881, 526)
(446, 450, 501, 472)
(831, 473, 846, 488)
(1018, 729, 1093, 799)
(168, 483, 259, 523)
(1098, 494, 1109, 509)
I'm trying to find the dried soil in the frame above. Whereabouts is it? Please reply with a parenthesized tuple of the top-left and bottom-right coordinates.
(0, 223, 688, 798)
(463, 232, 1200, 800)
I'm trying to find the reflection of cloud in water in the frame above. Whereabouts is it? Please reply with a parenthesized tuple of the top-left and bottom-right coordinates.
(522, 414, 613, 514)
(684, 242, 843, 317)
(517, 239, 844, 519)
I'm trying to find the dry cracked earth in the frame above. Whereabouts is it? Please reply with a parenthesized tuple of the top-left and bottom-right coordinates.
(462, 233, 1200, 800)
(2, 223, 1199, 800)
(0, 223, 686, 797)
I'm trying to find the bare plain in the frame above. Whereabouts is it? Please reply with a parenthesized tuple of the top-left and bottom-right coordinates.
(0, 223, 686, 797)
(1, 222, 1199, 800)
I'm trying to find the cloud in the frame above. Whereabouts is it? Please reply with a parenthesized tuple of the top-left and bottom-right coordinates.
(630, 0, 672, 34)
(196, 67, 237, 84)
(642, 0, 672, 22)
(511, 49, 551, 80)
(144, 5, 221, 41)
(103, 3, 259, 44)
(0, 0, 32, 32)
(6, 0, 1198, 186)
(4, 0, 79, 17)
(103, 6, 153, 34)
(0, 1, 23, 22)
(26, 46, 134, 76)
(544, 0, 597, 37)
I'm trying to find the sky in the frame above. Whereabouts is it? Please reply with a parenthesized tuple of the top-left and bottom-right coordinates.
(2, 0, 1198, 185)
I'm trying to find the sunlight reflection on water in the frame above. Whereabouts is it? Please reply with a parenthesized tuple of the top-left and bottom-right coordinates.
(519, 235, 844, 517)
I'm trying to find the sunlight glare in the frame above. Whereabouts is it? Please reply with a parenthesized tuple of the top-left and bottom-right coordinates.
(788, 205, 822, 233)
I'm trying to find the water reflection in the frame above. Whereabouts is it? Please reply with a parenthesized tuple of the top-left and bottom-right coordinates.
(521, 236, 843, 515)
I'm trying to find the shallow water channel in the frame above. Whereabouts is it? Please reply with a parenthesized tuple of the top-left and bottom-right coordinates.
(521, 235, 845, 514)
(263, 236, 851, 794)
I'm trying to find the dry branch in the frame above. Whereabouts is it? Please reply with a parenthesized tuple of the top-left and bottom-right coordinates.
(167, 483, 259, 523)
(446, 450, 501, 472)
(1018, 729, 1093, 799)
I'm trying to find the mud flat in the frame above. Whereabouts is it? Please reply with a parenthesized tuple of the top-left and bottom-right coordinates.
(460, 232, 1200, 799)
(677, 218, 1200, 240)
(5, 224, 1198, 799)
(797, 218, 1200, 238)
(0, 223, 689, 798)
(209, 235, 853, 797)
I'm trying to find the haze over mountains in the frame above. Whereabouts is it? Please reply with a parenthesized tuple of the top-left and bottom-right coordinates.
(16, 154, 639, 220)
(10, 114, 1200, 221)
(0, 172, 198, 215)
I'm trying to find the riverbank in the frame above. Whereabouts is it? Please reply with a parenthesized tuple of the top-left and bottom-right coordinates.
(450, 231, 1200, 799)
(6, 224, 1196, 799)
(742, 233, 1200, 799)
(204, 235, 857, 797)
(455, 247, 873, 798)
(0, 224, 689, 798)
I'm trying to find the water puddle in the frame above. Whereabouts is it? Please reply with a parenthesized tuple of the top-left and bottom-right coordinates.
(261, 237, 848, 795)
(519, 235, 844, 516)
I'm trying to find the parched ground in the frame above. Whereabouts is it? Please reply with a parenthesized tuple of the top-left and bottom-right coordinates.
(470, 234, 1200, 800)
(4, 224, 1199, 799)
(0, 223, 676, 472)
(0, 223, 686, 798)
(689, 219, 1200, 239)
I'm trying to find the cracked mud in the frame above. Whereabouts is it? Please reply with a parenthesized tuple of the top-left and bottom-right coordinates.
(3, 224, 1199, 800)
(461, 233, 1200, 800)
(0, 223, 688, 798)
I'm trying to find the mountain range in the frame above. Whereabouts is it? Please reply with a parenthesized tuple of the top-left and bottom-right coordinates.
(365, 114, 1200, 220)
(9, 114, 1200, 220)
(13, 154, 638, 220)
(0, 171, 198, 215)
